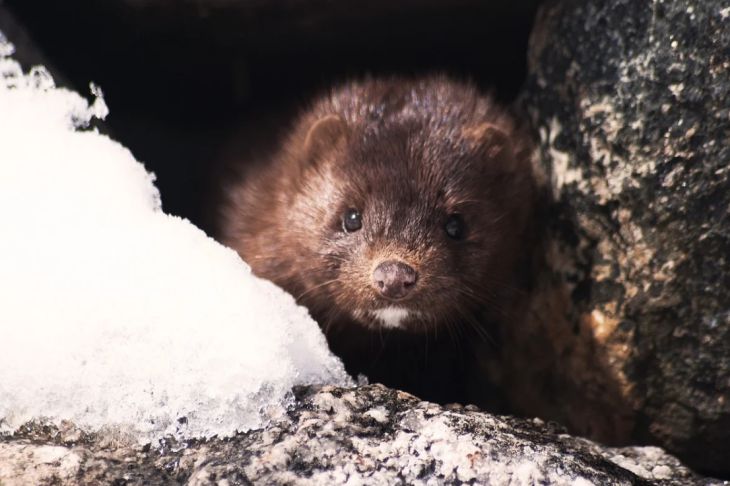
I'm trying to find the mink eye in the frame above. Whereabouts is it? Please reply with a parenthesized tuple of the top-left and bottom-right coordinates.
(343, 208, 363, 232)
(444, 214, 465, 240)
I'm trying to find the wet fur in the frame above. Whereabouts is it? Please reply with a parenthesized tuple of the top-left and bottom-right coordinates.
(217, 76, 534, 404)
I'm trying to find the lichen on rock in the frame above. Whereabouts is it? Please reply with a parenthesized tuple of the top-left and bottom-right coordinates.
(0, 385, 715, 485)
(515, 0, 730, 475)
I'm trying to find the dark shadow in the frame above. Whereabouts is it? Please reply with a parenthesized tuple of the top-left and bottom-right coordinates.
(5, 0, 541, 233)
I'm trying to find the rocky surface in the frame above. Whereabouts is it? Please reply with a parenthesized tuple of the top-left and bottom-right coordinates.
(514, 0, 730, 476)
(0, 385, 719, 485)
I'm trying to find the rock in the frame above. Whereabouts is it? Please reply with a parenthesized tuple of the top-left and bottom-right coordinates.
(514, 0, 730, 475)
(0, 385, 717, 485)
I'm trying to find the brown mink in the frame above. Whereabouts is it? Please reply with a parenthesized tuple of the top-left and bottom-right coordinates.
(217, 76, 534, 406)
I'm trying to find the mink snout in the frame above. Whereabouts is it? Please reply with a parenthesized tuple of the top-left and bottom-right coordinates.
(372, 260, 418, 300)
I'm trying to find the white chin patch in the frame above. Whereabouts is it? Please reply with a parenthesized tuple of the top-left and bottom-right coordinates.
(369, 306, 411, 329)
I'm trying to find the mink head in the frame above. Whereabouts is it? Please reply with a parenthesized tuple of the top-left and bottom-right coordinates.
(224, 78, 534, 333)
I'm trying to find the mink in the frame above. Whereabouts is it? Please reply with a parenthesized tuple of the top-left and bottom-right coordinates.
(216, 76, 535, 405)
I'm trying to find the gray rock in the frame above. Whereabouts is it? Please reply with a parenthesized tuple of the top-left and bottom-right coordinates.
(0, 385, 719, 485)
(512, 0, 730, 475)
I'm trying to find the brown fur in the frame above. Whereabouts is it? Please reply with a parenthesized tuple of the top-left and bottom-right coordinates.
(217, 76, 535, 404)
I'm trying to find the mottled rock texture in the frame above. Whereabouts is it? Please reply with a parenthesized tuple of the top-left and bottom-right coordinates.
(513, 0, 730, 476)
(0, 385, 717, 485)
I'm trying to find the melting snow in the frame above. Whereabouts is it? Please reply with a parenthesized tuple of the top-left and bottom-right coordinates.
(0, 33, 350, 442)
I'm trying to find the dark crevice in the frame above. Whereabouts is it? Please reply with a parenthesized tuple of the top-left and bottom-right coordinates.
(5, 0, 541, 232)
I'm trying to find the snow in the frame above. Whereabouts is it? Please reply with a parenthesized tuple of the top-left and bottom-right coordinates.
(0, 33, 350, 442)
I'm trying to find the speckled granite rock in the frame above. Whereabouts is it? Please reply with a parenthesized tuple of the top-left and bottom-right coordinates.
(512, 0, 730, 476)
(0, 385, 719, 485)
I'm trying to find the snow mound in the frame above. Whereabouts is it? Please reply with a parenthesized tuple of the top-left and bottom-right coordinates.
(0, 34, 350, 442)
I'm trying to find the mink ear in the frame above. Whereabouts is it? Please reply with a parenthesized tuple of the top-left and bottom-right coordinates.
(462, 122, 514, 163)
(303, 114, 349, 160)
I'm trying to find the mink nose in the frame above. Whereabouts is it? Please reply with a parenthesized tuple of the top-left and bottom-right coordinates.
(372, 260, 418, 300)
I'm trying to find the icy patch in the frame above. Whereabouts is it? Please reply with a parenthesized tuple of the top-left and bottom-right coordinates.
(0, 35, 350, 442)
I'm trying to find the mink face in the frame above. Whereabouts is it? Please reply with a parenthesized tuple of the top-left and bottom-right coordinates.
(219, 77, 533, 337)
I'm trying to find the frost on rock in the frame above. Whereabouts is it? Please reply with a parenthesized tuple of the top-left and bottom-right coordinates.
(0, 34, 350, 442)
